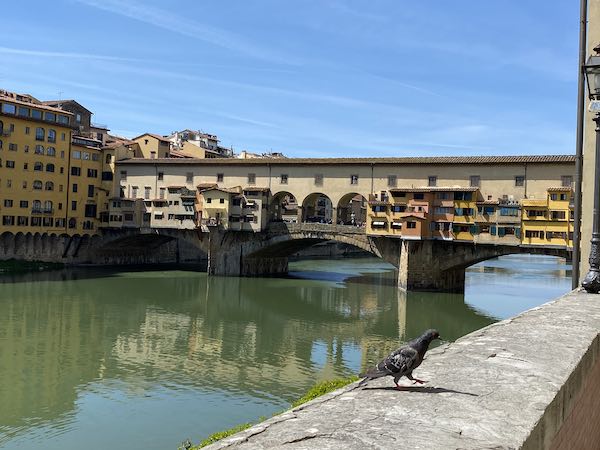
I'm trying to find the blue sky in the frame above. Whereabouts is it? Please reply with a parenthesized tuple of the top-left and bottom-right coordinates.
(1, 1, 578, 157)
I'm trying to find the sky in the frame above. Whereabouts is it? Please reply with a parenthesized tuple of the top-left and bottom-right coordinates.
(1, 1, 579, 157)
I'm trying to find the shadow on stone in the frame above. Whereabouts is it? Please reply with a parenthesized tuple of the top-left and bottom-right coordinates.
(362, 386, 478, 396)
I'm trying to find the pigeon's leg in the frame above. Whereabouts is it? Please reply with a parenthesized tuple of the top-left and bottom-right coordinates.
(406, 372, 427, 384)
(393, 375, 403, 390)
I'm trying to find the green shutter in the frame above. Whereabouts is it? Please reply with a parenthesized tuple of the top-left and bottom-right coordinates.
(470, 225, 478, 235)
(490, 225, 497, 235)
(498, 227, 506, 237)
(515, 227, 521, 238)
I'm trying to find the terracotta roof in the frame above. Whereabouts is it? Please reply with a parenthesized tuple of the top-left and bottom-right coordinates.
(42, 99, 93, 114)
(0, 91, 74, 115)
(196, 182, 218, 189)
(476, 200, 499, 205)
(547, 187, 573, 192)
(116, 155, 575, 166)
(243, 187, 270, 192)
(132, 133, 171, 144)
(368, 200, 390, 206)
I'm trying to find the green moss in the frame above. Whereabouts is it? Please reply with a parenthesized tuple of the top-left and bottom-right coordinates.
(0, 259, 64, 273)
(291, 376, 359, 408)
(196, 423, 253, 448)
(189, 376, 359, 448)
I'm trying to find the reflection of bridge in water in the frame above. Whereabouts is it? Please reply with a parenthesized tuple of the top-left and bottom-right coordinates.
(87, 222, 570, 292)
(0, 268, 496, 435)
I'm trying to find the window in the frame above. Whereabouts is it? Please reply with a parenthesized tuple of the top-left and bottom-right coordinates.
(73, 150, 81, 159)
(387, 175, 397, 187)
(527, 209, 546, 217)
(216, 173, 224, 182)
(560, 193, 567, 201)
(102, 171, 113, 181)
(87, 168, 98, 178)
(22, 181, 27, 189)
(132, 186, 138, 198)
(17, 216, 28, 226)
(83, 152, 90, 160)
(46, 163, 55, 172)
(392, 205, 406, 213)
(2, 216, 15, 226)
(45, 181, 54, 191)
(150, 151, 156, 159)
(34, 145, 44, 155)
(158, 172, 164, 181)
(219, 198, 225, 204)
(84, 204, 97, 218)
(46, 147, 55, 156)
(428, 176, 437, 187)
(33, 180, 42, 190)
(76, 113, 81, 123)
(1, 103, 16, 114)
(206, 198, 212, 203)
(6, 179, 11, 188)
(159, 187, 165, 199)
(186, 172, 193, 183)
(25, 127, 30, 135)
(414, 193, 424, 200)
(407, 221, 417, 229)
(48, 129, 56, 143)
(248, 173, 256, 184)
(92, 153, 99, 161)
(120, 170, 127, 180)
(71, 201, 77, 211)
(561, 175, 573, 187)
(58, 115, 69, 125)
(551, 211, 566, 220)
(23, 163, 28, 170)
(106, 154, 112, 164)
(88, 185, 94, 198)
(144, 187, 151, 199)
(469, 175, 480, 187)
(17, 106, 29, 117)
(315, 174, 323, 186)
(35, 127, 44, 141)
(3, 199, 12, 207)
(45, 112, 56, 122)
(72, 183, 78, 193)
(7, 143, 16, 151)
(31, 109, 42, 120)
(6, 160, 15, 168)
(71, 167, 81, 176)
(20, 200, 28, 208)
(515, 175, 525, 187)
(280, 174, 288, 184)
(453, 191, 472, 201)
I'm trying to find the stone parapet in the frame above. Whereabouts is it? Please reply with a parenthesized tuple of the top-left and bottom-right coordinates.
(203, 289, 600, 449)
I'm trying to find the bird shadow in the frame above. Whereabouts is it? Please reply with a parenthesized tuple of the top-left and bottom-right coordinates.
(361, 385, 478, 396)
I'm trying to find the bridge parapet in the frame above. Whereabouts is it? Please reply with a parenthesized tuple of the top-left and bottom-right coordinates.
(203, 289, 600, 449)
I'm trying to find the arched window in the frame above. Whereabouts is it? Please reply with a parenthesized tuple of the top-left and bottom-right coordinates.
(33, 180, 42, 190)
(45, 181, 54, 191)
(46, 147, 56, 156)
(44, 200, 53, 212)
(46, 163, 55, 172)
(32, 200, 42, 211)
(48, 129, 56, 143)
(35, 127, 44, 141)
(34, 162, 43, 171)
(106, 153, 112, 164)
(35, 145, 44, 155)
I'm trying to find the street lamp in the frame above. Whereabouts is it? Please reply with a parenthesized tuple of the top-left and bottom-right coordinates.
(582, 46, 600, 293)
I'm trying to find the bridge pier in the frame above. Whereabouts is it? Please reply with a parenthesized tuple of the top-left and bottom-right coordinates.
(398, 240, 466, 292)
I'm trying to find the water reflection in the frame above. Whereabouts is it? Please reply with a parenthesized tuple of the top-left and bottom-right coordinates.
(0, 255, 569, 450)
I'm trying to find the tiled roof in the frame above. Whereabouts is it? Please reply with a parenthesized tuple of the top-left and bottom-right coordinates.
(132, 133, 171, 143)
(42, 99, 93, 114)
(117, 155, 575, 166)
(547, 187, 573, 192)
(0, 91, 74, 115)
(243, 187, 270, 192)
(476, 200, 500, 205)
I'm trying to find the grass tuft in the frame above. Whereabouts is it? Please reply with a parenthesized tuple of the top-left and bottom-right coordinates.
(291, 375, 359, 408)
(196, 423, 253, 448)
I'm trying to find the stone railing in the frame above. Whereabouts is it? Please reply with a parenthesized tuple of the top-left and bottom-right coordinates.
(203, 289, 600, 449)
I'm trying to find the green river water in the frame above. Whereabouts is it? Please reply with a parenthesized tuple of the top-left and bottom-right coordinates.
(0, 254, 571, 449)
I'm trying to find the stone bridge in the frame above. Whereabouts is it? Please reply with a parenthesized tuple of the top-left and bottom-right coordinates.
(69, 222, 569, 292)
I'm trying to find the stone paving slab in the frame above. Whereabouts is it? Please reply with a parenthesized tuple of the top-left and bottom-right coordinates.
(203, 289, 600, 450)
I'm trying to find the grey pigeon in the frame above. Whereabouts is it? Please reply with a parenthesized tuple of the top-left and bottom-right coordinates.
(360, 329, 441, 389)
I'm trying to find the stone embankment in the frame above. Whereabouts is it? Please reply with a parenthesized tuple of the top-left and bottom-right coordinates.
(204, 289, 600, 449)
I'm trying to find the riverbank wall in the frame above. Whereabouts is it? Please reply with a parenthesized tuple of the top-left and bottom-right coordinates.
(203, 288, 600, 449)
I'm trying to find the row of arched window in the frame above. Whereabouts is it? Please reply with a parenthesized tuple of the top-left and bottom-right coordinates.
(34, 145, 56, 156)
(32, 200, 53, 211)
(35, 128, 57, 143)
(32, 180, 55, 191)
(33, 162, 55, 172)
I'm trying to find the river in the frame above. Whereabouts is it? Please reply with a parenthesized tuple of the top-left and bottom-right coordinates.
(0, 254, 571, 449)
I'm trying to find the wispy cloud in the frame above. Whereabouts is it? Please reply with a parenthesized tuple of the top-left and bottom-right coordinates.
(74, 0, 298, 64)
(0, 45, 141, 62)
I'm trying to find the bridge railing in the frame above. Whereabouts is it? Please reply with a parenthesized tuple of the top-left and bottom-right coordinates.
(266, 222, 366, 235)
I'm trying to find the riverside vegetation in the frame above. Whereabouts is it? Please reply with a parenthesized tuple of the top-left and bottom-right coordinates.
(186, 376, 360, 449)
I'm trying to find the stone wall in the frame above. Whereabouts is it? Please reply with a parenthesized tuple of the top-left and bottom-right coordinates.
(203, 289, 600, 449)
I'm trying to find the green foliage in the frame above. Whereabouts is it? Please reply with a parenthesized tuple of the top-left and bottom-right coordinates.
(196, 423, 253, 448)
(291, 375, 359, 408)
(0, 259, 64, 273)
(187, 376, 359, 448)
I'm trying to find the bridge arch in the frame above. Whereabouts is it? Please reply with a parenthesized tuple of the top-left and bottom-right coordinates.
(336, 192, 367, 226)
(300, 193, 334, 224)
(269, 191, 299, 223)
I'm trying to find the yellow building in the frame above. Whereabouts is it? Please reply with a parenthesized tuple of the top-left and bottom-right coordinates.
(132, 133, 170, 159)
(452, 188, 478, 241)
(0, 90, 73, 234)
(521, 188, 573, 248)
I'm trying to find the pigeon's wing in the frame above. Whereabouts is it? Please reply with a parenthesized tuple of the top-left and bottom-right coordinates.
(362, 345, 419, 379)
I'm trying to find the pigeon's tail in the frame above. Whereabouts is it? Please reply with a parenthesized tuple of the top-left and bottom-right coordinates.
(359, 367, 388, 381)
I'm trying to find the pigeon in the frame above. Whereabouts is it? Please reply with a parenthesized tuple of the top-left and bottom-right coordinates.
(360, 329, 441, 389)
